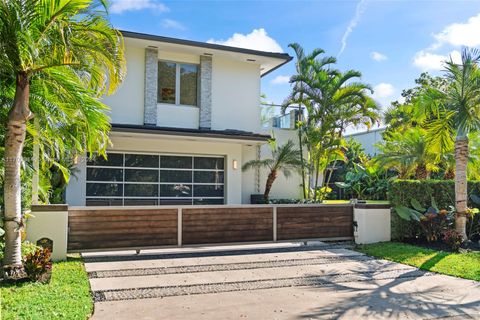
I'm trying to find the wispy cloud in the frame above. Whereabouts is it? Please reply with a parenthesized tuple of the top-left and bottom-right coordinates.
(208, 28, 283, 53)
(161, 19, 186, 30)
(371, 51, 387, 62)
(110, 0, 169, 14)
(339, 0, 368, 56)
(270, 75, 290, 85)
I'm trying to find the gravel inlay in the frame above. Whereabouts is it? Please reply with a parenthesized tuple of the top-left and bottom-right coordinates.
(93, 267, 431, 302)
(89, 254, 374, 279)
(83, 243, 353, 263)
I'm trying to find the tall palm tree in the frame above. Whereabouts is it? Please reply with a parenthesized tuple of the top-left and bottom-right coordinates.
(291, 65, 380, 200)
(242, 140, 302, 202)
(417, 48, 480, 240)
(0, 0, 125, 277)
(375, 128, 439, 179)
(283, 43, 336, 199)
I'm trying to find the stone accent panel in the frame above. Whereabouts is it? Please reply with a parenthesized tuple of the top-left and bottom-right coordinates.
(199, 55, 212, 129)
(144, 47, 158, 125)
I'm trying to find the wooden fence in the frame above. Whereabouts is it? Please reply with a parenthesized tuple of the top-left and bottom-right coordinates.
(67, 204, 353, 252)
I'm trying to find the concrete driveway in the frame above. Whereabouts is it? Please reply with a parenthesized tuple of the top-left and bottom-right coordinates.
(82, 242, 480, 320)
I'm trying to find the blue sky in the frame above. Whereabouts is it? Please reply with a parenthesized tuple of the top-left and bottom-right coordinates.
(108, 0, 480, 115)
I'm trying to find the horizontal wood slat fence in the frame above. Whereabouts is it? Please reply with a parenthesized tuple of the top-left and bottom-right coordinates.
(67, 204, 353, 252)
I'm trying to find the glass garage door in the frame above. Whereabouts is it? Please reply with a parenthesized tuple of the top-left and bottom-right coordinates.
(85, 153, 225, 206)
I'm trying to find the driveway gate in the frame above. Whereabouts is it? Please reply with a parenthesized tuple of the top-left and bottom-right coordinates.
(67, 204, 354, 252)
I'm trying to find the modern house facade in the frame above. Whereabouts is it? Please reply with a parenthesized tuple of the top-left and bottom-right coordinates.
(66, 30, 301, 206)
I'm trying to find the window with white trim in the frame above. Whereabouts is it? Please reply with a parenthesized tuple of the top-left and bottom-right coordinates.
(86, 153, 225, 206)
(157, 61, 198, 106)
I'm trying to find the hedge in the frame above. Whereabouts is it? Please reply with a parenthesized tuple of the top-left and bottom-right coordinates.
(387, 180, 480, 240)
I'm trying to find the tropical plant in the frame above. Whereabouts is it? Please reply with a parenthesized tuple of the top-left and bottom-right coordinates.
(334, 161, 391, 200)
(284, 54, 380, 200)
(242, 139, 302, 202)
(283, 43, 335, 199)
(442, 229, 463, 252)
(383, 72, 449, 135)
(0, 0, 125, 278)
(23, 247, 52, 282)
(395, 197, 455, 242)
(375, 128, 439, 179)
(468, 194, 480, 240)
(416, 48, 480, 240)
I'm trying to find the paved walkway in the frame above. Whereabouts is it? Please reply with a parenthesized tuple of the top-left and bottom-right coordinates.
(82, 242, 480, 319)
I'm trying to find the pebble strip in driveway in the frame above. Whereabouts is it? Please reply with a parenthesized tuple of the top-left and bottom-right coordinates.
(84, 242, 480, 320)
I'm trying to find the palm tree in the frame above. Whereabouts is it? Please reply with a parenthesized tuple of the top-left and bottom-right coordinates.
(0, 0, 125, 277)
(417, 48, 480, 240)
(283, 43, 335, 199)
(291, 65, 380, 200)
(375, 128, 439, 179)
(242, 140, 302, 202)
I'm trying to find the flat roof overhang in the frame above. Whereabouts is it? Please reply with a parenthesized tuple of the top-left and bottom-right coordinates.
(111, 123, 271, 144)
(119, 30, 293, 76)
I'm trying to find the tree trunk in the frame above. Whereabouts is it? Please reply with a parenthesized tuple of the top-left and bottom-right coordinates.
(454, 136, 469, 241)
(3, 72, 32, 278)
(263, 170, 277, 203)
(297, 110, 306, 199)
(415, 163, 428, 180)
(313, 155, 321, 201)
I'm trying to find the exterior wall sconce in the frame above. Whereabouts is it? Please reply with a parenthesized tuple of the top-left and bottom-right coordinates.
(232, 159, 238, 170)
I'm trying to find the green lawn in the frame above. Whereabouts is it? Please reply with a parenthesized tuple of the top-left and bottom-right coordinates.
(356, 242, 480, 281)
(0, 255, 93, 320)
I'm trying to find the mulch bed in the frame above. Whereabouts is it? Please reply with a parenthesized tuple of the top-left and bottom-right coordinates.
(403, 238, 480, 253)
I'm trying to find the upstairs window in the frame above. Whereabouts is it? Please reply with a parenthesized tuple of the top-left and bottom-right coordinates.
(158, 61, 198, 106)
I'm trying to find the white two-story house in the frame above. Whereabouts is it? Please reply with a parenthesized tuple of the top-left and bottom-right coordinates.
(66, 30, 301, 206)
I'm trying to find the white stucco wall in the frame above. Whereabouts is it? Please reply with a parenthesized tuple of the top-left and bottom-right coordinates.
(102, 45, 145, 125)
(66, 133, 244, 206)
(211, 57, 261, 132)
(241, 128, 303, 203)
(157, 104, 199, 129)
(345, 128, 385, 156)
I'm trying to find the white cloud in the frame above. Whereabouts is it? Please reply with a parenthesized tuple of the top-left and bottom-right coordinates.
(373, 83, 395, 99)
(413, 50, 461, 71)
(270, 75, 290, 85)
(207, 28, 283, 53)
(371, 51, 387, 61)
(412, 13, 480, 70)
(434, 13, 480, 48)
(110, 0, 169, 14)
(161, 19, 185, 30)
(339, 0, 368, 56)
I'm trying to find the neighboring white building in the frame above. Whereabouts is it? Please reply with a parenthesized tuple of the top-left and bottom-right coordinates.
(345, 127, 385, 156)
(66, 30, 301, 206)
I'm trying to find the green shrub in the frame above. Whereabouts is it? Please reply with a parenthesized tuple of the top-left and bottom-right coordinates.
(388, 179, 480, 240)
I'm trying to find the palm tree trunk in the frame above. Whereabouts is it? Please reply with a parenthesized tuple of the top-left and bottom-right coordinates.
(313, 156, 321, 201)
(454, 136, 469, 241)
(415, 163, 428, 180)
(297, 109, 306, 199)
(263, 170, 277, 203)
(3, 72, 32, 278)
